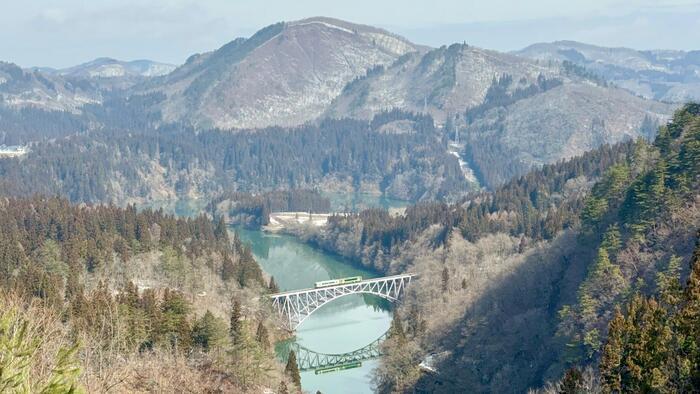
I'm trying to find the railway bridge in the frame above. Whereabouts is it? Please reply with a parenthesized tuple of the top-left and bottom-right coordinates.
(269, 273, 415, 331)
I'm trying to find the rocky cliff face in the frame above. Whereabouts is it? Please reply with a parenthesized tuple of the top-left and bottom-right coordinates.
(149, 17, 423, 130)
(515, 40, 700, 102)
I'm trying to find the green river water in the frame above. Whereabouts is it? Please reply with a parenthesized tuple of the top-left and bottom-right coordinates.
(144, 194, 409, 393)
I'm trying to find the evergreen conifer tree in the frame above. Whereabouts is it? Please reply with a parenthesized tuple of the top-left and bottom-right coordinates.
(285, 350, 301, 389)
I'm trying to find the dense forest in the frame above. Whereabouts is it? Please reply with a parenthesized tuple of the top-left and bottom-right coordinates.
(0, 196, 303, 392)
(294, 103, 700, 392)
(464, 73, 563, 123)
(0, 105, 89, 145)
(301, 140, 636, 273)
(0, 109, 469, 204)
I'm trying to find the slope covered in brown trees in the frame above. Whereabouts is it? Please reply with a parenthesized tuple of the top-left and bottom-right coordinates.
(0, 196, 299, 392)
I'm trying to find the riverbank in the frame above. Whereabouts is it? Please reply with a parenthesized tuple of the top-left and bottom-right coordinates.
(137, 196, 404, 393)
(233, 226, 392, 394)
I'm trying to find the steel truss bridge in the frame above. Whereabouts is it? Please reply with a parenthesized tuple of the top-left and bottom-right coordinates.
(278, 331, 389, 371)
(270, 273, 415, 331)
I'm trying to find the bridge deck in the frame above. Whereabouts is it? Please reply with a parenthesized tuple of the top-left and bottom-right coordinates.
(269, 273, 416, 297)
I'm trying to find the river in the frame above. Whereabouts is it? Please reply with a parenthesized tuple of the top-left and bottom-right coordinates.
(236, 228, 390, 393)
(143, 194, 409, 393)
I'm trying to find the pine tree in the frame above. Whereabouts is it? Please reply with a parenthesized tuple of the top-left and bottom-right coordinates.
(389, 312, 406, 343)
(518, 235, 528, 253)
(599, 307, 624, 392)
(598, 233, 700, 392)
(581, 248, 627, 309)
(285, 350, 301, 389)
(221, 253, 236, 282)
(192, 310, 227, 351)
(229, 299, 242, 343)
(656, 255, 683, 308)
(600, 224, 621, 254)
(407, 304, 420, 337)
(581, 196, 607, 228)
(679, 233, 700, 388)
(559, 367, 583, 394)
(441, 266, 450, 292)
(214, 216, 228, 241)
(255, 320, 270, 351)
(268, 276, 280, 293)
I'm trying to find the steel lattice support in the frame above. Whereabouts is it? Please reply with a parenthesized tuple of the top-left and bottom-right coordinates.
(280, 331, 390, 371)
(270, 273, 415, 331)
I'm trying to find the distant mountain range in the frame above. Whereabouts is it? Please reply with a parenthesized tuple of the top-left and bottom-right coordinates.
(53, 57, 176, 79)
(0, 58, 175, 112)
(1, 18, 693, 188)
(0, 61, 100, 112)
(515, 40, 700, 102)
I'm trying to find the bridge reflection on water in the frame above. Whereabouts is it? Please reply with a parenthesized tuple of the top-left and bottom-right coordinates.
(277, 330, 390, 372)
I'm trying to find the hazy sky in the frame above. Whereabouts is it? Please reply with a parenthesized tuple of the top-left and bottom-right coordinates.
(2, 0, 699, 68)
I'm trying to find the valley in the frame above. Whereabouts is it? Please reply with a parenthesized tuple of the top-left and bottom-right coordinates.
(144, 194, 397, 393)
(1, 10, 699, 394)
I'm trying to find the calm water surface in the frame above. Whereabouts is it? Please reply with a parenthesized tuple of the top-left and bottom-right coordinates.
(235, 228, 391, 394)
(143, 195, 403, 393)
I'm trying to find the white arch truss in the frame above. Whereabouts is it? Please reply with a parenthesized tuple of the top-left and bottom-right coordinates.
(270, 273, 415, 331)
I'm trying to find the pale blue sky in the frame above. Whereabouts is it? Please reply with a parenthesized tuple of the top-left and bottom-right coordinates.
(2, 0, 699, 68)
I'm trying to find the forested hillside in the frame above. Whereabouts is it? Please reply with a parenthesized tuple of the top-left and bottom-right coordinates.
(0, 196, 299, 392)
(293, 103, 700, 392)
(2, 14, 696, 393)
(0, 111, 469, 204)
(462, 81, 669, 188)
(300, 140, 635, 273)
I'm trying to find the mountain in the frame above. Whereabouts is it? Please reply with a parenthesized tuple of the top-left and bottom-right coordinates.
(0, 61, 100, 112)
(515, 40, 700, 102)
(43, 58, 178, 90)
(57, 57, 176, 79)
(0, 58, 173, 113)
(463, 82, 673, 187)
(293, 104, 700, 392)
(2, 19, 677, 195)
(325, 43, 559, 123)
(146, 17, 424, 129)
(326, 42, 674, 187)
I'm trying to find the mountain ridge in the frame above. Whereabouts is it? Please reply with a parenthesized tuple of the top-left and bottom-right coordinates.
(144, 17, 424, 129)
(514, 40, 700, 102)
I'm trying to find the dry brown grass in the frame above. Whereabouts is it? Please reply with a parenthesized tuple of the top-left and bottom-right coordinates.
(1, 290, 287, 393)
